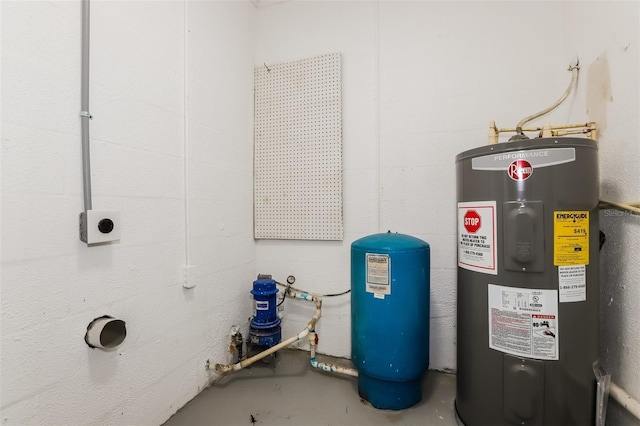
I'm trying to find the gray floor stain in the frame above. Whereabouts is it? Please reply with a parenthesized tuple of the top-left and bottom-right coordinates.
(163, 349, 456, 426)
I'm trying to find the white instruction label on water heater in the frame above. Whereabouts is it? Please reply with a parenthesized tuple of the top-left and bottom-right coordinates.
(558, 265, 586, 303)
(366, 253, 391, 296)
(488, 284, 559, 361)
(458, 201, 497, 275)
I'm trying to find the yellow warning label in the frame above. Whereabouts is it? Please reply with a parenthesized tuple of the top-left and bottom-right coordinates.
(554, 211, 589, 266)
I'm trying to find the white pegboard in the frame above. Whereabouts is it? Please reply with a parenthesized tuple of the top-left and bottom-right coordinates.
(254, 53, 343, 240)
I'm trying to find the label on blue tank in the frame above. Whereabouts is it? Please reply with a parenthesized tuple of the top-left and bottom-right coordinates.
(366, 253, 391, 296)
(255, 301, 269, 310)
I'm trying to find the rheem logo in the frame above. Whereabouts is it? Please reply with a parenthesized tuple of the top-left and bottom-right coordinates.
(507, 159, 533, 181)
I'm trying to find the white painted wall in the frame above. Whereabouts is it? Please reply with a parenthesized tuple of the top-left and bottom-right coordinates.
(562, 2, 640, 425)
(1, 1, 255, 424)
(255, 0, 567, 371)
(2, 1, 638, 424)
(254, 0, 379, 361)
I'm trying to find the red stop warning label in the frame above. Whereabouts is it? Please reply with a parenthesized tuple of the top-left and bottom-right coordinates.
(463, 210, 481, 233)
(458, 201, 497, 275)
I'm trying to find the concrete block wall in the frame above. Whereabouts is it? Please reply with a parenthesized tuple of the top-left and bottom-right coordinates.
(253, 0, 379, 360)
(1, 1, 255, 424)
(2, 1, 638, 424)
(255, 0, 567, 371)
(562, 2, 640, 425)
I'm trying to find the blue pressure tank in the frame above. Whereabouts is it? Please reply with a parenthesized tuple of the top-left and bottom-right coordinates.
(351, 232, 430, 410)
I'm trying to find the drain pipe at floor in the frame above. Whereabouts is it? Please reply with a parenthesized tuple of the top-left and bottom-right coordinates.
(309, 330, 358, 377)
(281, 289, 357, 376)
(283, 289, 358, 377)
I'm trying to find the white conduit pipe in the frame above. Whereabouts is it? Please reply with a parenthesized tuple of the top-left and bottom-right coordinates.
(610, 382, 640, 421)
(213, 298, 322, 373)
(181, 1, 195, 289)
(80, 0, 93, 211)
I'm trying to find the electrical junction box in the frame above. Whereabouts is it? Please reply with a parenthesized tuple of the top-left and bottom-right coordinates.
(79, 210, 121, 245)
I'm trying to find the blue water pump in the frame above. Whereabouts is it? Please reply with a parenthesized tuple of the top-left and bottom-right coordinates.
(248, 277, 281, 348)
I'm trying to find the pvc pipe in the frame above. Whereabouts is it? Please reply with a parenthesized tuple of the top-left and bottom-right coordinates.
(287, 289, 320, 302)
(600, 199, 640, 215)
(497, 123, 597, 134)
(488, 121, 499, 145)
(308, 331, 358, 377)
(487, 121, 597, 144)
(213, 287, 358, 378)
(610, 382, 640, 421)
(310, 358, 359, 377)
(84, 316, 127, 350)
(80, 0, 92, 211)
(213, 299, 322, 373)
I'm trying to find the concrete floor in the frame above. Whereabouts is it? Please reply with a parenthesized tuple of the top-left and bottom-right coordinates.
(163, 349, 456, 426)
